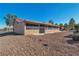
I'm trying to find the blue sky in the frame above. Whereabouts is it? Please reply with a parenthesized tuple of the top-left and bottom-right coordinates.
(0, 3, 79, 28)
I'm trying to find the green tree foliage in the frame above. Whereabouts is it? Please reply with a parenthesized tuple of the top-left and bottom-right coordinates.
(64, 23, 68, 27)
(4, 14, 17, 26)
(75, 23, 79, 32)
(3, 27, 7, 31)
(59, 23, 63, 27)
(48, 19, 54, 24)
(4, 14, 17, 31)
(69, 18, 76, 30)
(64, 23, 68, 30)
(55, 23, 58, 26)
(59, 23, 64, 30)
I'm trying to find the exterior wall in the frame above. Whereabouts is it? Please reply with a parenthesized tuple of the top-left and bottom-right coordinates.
(24, 30, 39, 35)
(45, 29, 61, 34)
(14, 21, 60, 35)
(24, 29, 60, 35)
(14, 22, 25, 34)
(45, 27, 60, 33)
(24, 27, 60, 35)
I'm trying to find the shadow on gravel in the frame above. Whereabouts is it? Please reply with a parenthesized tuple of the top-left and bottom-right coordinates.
(64, 34, 73, 38)
(66, 40, 79, 44)
(65, 34, 79, 44)
(0, 32, 22, 37)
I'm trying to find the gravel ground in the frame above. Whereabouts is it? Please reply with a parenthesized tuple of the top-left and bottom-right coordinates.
(0, 31, 79, 56)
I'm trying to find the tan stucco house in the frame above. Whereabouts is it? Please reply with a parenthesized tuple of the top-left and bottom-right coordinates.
(13, 18, 60, 35)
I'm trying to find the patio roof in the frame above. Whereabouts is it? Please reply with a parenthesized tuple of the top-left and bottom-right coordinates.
(16, 18, 59, 27)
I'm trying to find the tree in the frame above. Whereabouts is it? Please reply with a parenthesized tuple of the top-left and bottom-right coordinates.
(48, 19, 54, 24)
(75, 23, 79, 32)
(4, 14, 17, 31)
(59, 23, 63, 27)
(55, 23, 58, 26)
(64, 23, 68, 30)
(69, 18, 76, 30)
(3, 27, 7, 31)
(59, 23, 64, 30)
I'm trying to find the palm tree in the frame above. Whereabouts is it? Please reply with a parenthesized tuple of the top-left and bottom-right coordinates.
(4, 14, 17, 31)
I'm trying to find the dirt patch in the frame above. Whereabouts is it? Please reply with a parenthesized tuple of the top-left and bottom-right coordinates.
(0, 31, 79, 56)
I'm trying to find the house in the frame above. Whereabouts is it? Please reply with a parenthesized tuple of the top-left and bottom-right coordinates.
(13, 18, 60, 35)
